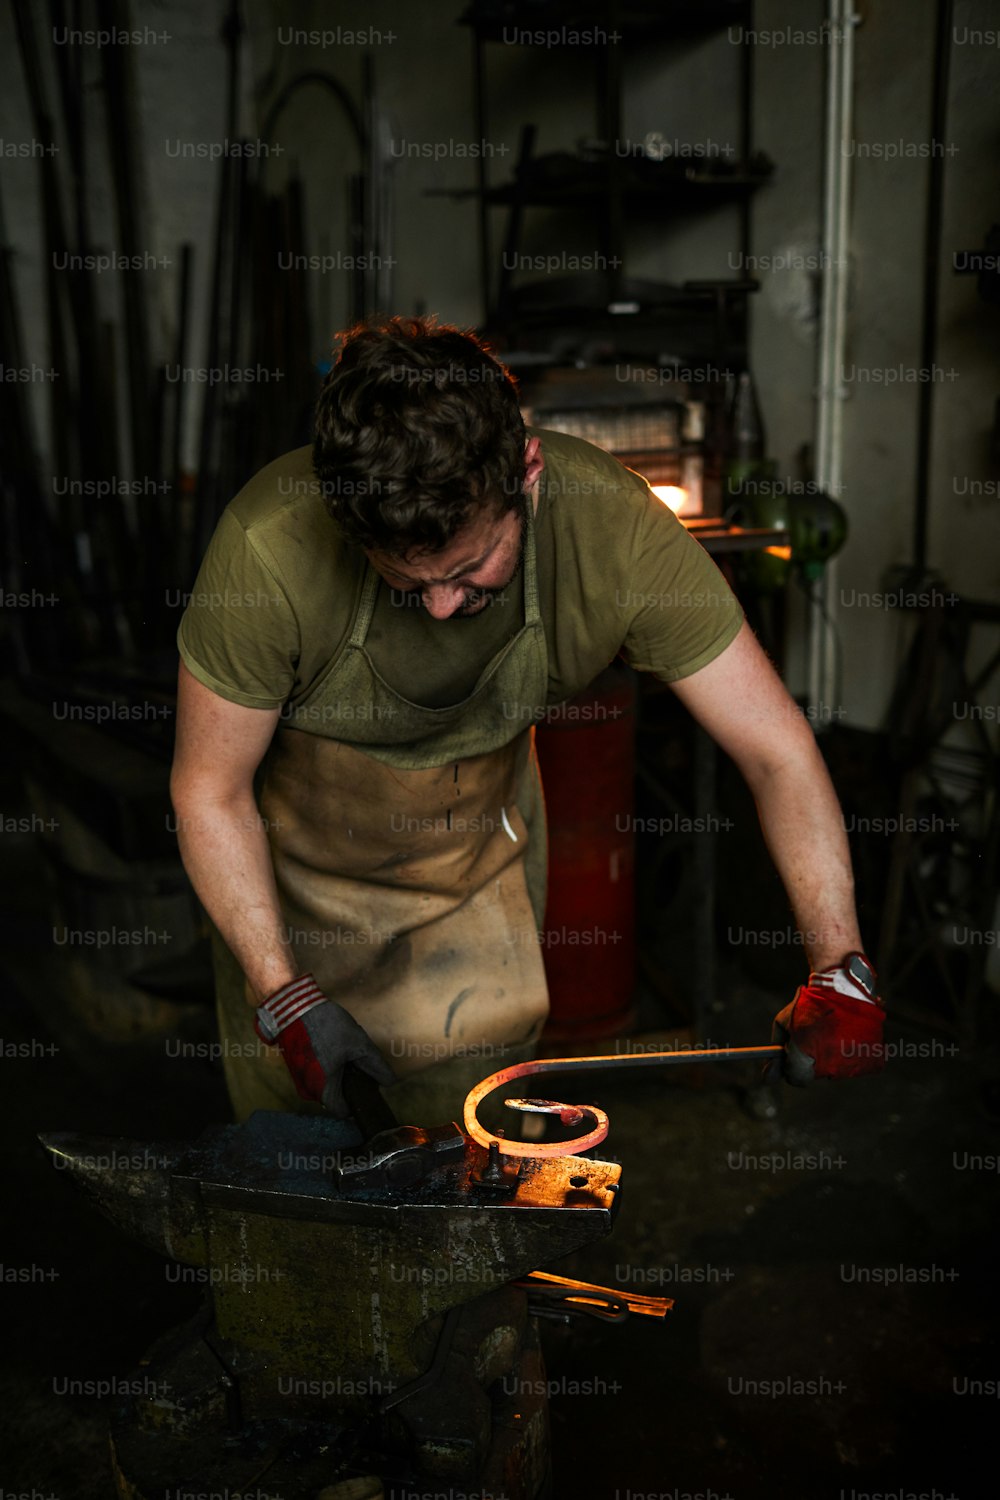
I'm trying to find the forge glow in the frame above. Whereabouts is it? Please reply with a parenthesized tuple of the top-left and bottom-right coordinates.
(651, 484, 688, 515)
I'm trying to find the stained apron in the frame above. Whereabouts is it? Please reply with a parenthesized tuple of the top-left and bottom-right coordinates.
(214, 499, 550, 1124)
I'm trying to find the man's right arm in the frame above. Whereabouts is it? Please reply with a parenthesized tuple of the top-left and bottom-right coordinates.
(170, 661, 294, 1004)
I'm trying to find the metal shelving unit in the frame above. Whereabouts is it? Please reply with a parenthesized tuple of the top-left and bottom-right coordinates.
(457, 0, 762, 352)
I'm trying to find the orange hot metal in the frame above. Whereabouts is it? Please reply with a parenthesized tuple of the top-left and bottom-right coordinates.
(463, 1045, 785, 1158)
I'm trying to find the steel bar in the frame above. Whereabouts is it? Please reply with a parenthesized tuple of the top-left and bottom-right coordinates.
(809, 0, 860, 719)
(518, 1270, 672, 1322)
(913, 0, 954, 573)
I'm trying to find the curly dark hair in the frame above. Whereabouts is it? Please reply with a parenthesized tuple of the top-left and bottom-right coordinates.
(313, 316, 527, 555)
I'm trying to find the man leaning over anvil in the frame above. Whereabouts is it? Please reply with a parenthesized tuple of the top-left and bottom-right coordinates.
(170, 317, 885, 1125)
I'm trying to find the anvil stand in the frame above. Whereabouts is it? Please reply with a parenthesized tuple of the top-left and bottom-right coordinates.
(42, 1084, 628, 1499)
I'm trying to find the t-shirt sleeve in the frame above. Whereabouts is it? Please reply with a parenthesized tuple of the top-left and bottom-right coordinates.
(620, 486, 745, 683)
(176, 508, 300, 709)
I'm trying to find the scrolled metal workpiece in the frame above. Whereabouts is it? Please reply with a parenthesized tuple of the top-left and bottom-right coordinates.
(463, 1044, 785, 1158)
(463, 1062, 610, 1157)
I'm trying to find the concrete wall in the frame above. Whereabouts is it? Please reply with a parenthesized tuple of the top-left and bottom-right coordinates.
(753, 0, 1000, 726)
(930, 3, 1000, 599)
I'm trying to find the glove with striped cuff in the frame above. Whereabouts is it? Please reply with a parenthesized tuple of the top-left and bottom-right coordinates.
(766, 951, 885, 1086)
(253, 974, 395, 1118)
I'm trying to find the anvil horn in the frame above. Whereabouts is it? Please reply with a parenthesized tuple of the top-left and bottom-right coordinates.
(38, 1133, 197, 1261)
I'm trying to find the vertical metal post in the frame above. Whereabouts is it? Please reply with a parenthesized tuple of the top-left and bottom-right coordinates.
(472, 28, 491, 321)
(810, 0, 860, 720)
(913, 0, 954, 573)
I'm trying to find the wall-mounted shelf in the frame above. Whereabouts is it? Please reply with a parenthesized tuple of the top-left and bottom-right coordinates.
(455, 0, 762, 358)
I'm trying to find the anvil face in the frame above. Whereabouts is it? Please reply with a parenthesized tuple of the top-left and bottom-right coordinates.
(42, 1109, 621, 1231)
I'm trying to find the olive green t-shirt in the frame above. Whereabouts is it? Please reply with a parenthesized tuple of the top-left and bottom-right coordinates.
(177, 427, 743, 716)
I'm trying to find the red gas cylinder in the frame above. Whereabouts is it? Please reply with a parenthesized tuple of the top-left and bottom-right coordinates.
(534, 663, 637, 1038)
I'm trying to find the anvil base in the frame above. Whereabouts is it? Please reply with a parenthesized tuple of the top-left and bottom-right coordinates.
(107, 1296, 551, 1499)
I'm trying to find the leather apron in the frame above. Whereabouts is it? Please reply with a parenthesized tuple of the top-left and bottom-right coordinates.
(214, 499, 550, 1123)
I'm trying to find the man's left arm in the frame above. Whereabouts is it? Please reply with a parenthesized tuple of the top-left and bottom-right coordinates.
(669, 619, 858, 971)
(669, 619, 885, 1083)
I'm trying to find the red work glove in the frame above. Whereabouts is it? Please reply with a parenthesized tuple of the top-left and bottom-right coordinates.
(766, 951, 885, 1086)
(253, 974, 395, 1118)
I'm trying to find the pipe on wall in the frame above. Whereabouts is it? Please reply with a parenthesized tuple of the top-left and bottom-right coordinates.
(913, 0, 954, 574)
(809, 0, 860, 719)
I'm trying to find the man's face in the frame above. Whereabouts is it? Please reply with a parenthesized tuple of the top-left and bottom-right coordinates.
(366, 500, 527, 620)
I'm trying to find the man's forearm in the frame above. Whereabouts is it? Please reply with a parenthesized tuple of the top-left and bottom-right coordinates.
(665, 622, 869, 984)
(172, 789, 297, 1002)
(744, 743, 864, 973)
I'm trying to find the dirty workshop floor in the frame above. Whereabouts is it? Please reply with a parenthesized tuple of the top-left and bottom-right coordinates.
(1, 759, 998, 1499)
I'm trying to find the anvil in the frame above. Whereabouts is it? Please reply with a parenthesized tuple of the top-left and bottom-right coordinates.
(42, 1108, 622, 1497)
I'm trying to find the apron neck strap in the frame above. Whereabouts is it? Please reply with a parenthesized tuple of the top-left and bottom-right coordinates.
(349, 561, 381, 648)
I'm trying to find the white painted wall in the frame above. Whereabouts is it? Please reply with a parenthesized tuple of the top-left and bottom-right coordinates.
(754, 0, 1000, 727)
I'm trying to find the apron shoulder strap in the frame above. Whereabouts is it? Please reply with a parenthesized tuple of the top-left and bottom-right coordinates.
(349, 565, 381, 648)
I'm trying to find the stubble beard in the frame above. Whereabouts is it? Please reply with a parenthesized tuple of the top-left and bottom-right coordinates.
(448, 500, 528, 619)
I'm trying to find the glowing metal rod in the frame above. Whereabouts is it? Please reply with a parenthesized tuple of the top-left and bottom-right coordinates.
(463, 1046, 785, 1158)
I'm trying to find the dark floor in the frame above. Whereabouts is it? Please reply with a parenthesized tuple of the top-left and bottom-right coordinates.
(1, 764, 998, 1499)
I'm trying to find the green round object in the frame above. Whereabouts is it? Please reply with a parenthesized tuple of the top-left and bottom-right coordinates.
(727, 484, 848, 592)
